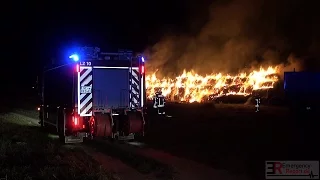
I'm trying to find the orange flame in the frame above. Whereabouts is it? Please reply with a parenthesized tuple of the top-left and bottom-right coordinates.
(146, 66, 281, 102)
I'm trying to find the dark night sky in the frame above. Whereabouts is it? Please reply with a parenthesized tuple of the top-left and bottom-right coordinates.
(5, 1, 185, 59)
(3, 0, 320, 89)
(3, 0, 192, 87)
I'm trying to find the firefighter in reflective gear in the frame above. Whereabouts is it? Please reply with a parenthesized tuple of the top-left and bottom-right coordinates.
(255, 97, 261, 112)
(153, 91, 166, 114)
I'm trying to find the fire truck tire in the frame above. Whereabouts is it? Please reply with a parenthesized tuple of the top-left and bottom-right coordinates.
(93, 113, 112, 137)
(124, 112, 144, 135)
(57, 112, 66, 143)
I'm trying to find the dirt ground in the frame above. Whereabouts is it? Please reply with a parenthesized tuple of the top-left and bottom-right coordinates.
(0, 112, 118, 180)
(0, 111, 178, 180)
(144, 103, 319, 180)
(1, 98, 318, 180)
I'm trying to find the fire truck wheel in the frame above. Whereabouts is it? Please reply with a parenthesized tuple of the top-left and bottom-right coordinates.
(94, 113, 112, 137)
(124, 112, 144, 135)
(57, 112, 66, 143)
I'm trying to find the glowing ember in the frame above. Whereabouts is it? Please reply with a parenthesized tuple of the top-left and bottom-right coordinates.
(146, 66, 281, 103)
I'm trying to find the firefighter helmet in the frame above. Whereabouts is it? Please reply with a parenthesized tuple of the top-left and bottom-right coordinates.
(156, 90, 162, 95)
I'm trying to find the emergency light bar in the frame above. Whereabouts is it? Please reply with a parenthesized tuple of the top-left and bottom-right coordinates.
(69, 47, 145, 64)
(69, 54, 79, 61)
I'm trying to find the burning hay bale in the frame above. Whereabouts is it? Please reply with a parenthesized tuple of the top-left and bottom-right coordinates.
(146, 66, 281, 103)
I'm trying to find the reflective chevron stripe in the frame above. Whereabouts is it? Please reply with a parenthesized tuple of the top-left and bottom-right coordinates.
(129, 68, 140, 108)
(78, 66, 93, 116)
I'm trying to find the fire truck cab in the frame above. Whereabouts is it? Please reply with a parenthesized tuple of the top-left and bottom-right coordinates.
(39, 47, 146, 143)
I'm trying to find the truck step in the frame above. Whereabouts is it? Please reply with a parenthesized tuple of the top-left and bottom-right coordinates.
(64, 133, 86, 143)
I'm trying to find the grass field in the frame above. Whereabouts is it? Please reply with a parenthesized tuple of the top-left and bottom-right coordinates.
(145, 102, 319, 180)
(0, 112, 118, 180)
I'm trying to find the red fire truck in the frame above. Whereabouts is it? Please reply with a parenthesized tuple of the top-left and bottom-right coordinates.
(39, 47, 146, 143)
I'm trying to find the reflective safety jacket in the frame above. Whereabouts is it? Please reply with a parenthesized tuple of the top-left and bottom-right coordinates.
(153, 94, 165, 108)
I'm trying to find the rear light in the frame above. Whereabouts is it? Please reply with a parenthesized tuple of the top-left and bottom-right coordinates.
(71, 114, 86, 130)
(76, 64, 80, 72)
(37, 107, 40, 111)
(72, 116, 79, 126)
(140, 65, 145, 74)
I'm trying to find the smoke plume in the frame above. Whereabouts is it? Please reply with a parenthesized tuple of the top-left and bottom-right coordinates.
(144, 0, 320, 77)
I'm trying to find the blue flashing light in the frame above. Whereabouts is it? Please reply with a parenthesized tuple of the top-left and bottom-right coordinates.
(69, 54, 79, 61)
(141, 57, 145, 62)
